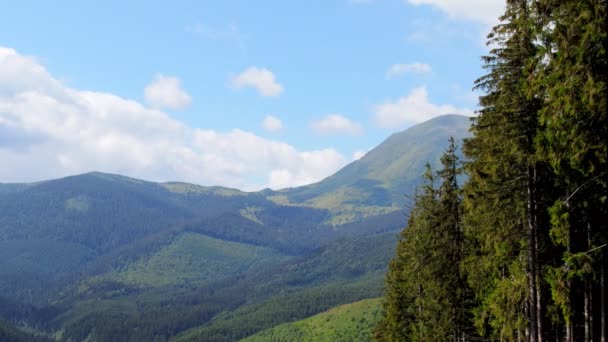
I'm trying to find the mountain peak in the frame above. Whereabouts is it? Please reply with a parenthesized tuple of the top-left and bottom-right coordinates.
(284, 114, 472, 211)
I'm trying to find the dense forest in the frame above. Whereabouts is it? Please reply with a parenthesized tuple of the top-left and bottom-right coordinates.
(376, 0, 607, 341)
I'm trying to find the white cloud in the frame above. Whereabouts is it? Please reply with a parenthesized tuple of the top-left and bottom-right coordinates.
(144, 74, 192, 110)
(352, 150, 367, 161)
(267, 149, 346, 189)
(387, 62, 432, 78)
(311, 114, 363, 136)
(262, 115, 283, 132)
(231, 67, 283, 97)
(407, 0, 504, 26)
(373, 86, 473, 128)
(0, 47, 347, 190)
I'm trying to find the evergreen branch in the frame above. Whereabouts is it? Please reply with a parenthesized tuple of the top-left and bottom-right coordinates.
(563, 171, 607, 205)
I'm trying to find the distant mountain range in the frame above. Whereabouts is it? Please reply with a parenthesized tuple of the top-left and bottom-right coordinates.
(0, 114, 471, 341)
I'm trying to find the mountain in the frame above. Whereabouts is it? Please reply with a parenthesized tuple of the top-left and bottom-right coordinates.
(280, 114, 471, 223)
(0, 114, 471, 341)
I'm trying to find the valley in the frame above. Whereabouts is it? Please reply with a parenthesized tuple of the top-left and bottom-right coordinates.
(0, 115, 470, 341)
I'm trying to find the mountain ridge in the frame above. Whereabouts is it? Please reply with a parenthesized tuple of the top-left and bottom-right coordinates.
(0, 114, 471, 195)
(0, 114, 472, 340)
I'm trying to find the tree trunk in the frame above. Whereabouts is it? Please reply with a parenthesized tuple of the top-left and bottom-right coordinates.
(535, 168, 543, 342)
(601, 249, 606, 342)
(584, 280, 593, 342)
(537, 271, 543, 342)
(527, 166, 538, 342)
(584, 223, 593, 342)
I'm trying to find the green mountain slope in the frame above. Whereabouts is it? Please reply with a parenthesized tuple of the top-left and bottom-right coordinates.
(94, 232, 286, 288)
(173, 278, 383, 342)
(0, 172, 279, 254)
(0, 114, 471, 340)
(282, 114, 471, 222)
(50, 233, 395, 342)
(241, 298, 382, 342)
(168, 233, 396, 341)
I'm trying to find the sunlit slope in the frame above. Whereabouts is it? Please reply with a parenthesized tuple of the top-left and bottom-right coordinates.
(241, 298, 382, 342)
(169, 233, 395, 341)
(283, 114, 471, 212)
(93, 232, 286, 287)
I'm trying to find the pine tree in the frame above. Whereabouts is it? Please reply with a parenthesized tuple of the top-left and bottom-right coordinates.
(376, 139, 473, 341)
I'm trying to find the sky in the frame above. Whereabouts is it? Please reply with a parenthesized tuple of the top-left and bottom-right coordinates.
(0, 0, 505, 190)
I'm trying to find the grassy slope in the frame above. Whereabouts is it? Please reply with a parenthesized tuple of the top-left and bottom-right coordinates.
(172, 277, 383, 342)
(21, 224, 399, 340)
(241, 298, 382, 342)
(54, 233, 395, 341)
(48, 233, 289, 340)
(284, 115, 470, 206)
(282, 114, 471, 223)
(170, 233, 396, 341)
(97, 232, 286, 287)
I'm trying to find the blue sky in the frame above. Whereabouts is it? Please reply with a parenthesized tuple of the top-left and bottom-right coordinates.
(0, 0, 504, 190)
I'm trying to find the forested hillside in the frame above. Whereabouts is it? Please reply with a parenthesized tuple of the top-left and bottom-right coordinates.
(376, 0, 607, 341)
(0, 115, 470, 341)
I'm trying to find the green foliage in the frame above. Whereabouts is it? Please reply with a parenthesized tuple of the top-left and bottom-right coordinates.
(24, 233, 396, 341)
(175, 277, 383, 342)
(376, 140, 475, 341)
(99, 232, 285, 287)
(0, 170, 404, 306)
(0, 239, 94, 303)
(242, 298, 382, 342)
(459, 1, 557, 339)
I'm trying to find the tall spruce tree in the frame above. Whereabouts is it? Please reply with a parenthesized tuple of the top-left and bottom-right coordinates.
(463, 0, 551, 340)
(376, 1, 606, 340)
(535, 0, 608, 340)
(375, 139, 473, 341)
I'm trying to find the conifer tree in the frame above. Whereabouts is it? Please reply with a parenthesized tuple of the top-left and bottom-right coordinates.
(535, 0, 608, 340)
(376, 139, 472, 341)
(463, 0, 551, 340)
(377, 1, 606, 340)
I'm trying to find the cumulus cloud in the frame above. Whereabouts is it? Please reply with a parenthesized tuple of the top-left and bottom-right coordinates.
(231, 67, 283, 97)
(311, 114, 363, 136)
(407, 0, 504, 26)
(266, 149, 346, 189)
(262, 115, 283, 132)
(373, 86, 473, 129)
(0, 47, 346, 190)
(144, 74, 192, 110)
(387, 62, 432, 79)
